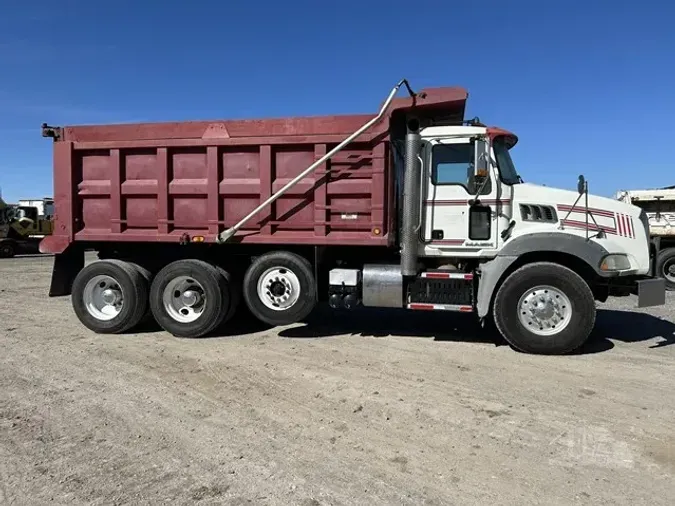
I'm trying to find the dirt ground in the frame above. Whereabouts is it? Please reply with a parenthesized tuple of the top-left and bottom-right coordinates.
(1, 254, 674, 505)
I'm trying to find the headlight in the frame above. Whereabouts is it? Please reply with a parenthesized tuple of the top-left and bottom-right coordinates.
(599, 254, 631, 272)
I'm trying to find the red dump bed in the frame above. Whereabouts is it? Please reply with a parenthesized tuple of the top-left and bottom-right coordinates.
(41, 87, 467, 254)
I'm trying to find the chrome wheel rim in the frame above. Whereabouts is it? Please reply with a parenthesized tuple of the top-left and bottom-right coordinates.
(83, 275, 124, 321)
(517, 285, 572, 336)
(162, 276, 207, 323)
(257, 267, 301, 311)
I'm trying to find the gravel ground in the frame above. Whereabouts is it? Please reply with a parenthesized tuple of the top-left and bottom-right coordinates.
(1, 254, 674, 505)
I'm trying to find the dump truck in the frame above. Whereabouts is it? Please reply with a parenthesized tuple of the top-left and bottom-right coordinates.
(39, 80, 665, 354)
(0, 196, 54, 257)
(616, 186, 675, 290)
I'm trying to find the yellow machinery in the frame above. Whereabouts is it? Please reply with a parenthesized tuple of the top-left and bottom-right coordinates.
(0, 196, 54, 258)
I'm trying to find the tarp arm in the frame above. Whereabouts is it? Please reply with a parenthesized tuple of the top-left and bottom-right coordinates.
(216, 79, 416, 243)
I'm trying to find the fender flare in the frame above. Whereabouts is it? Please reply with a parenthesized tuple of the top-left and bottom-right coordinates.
(476, 233, 610, 318)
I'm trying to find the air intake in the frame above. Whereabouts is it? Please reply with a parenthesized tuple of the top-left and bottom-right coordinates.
(520, 204, 557, 223)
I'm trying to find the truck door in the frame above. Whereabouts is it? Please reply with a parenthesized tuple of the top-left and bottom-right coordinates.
(421, 136, 503, 256)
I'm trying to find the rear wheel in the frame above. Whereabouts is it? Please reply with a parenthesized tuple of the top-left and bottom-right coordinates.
(149, 259, 230, 338)
(216, 265, 241, 325)
(493, 262, 596, 355)
(655, 247, 675, 291)
(243, 251, 317, 326)
(0, 240, 16, 258)
(71, 259, 150, 334)
(130, 261, 154, 323)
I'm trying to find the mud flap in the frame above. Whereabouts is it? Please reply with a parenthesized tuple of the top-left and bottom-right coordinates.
(49, 246, 84, 297)
(634, 277, 666, 308)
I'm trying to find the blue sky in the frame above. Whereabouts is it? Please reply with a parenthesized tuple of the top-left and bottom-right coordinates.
(0, 0, 672, 202)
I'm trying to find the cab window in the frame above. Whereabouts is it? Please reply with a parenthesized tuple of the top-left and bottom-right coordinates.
(431, 143, 491, 194)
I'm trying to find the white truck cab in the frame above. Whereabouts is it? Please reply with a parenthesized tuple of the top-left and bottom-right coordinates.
(418, 124, 651, 273)
(383, 119, 665, 354)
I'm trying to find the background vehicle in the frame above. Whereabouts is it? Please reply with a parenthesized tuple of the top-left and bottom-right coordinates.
(0, 195, 54, 258)
(616, 186, 675, 290)
(18, 197, 55, 218)
(39, 81, 665, 354)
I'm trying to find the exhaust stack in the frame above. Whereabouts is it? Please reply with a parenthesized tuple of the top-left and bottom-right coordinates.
(400, 127, 422, 276)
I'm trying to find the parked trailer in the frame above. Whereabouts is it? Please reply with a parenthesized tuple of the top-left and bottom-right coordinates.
(616, 186, 675, 290)
(40, 81, 665, 354)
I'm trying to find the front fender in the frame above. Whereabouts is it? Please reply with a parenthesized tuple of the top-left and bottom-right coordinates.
(475, 232, 610, 318)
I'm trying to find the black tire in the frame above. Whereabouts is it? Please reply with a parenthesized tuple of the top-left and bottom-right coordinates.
(71, 259, 150, 334)
(655, 247, 675, 291)
(130, 261, 154, 324)
(493, 262, 596, 355)
(0, 240, 16, 258)
(131, 262, 152, 285)
(99, 256, 154, 323)
(243, 251, 317, 326)
(215, 265, 241, 325)
(149, 259, 230, 338)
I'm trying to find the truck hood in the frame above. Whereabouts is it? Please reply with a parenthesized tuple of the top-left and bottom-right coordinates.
(513, 182, 640, 218)
(510, 182, 651, 275)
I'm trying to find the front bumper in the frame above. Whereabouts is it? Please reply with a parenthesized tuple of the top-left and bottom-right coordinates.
(607, 275, 666, 307)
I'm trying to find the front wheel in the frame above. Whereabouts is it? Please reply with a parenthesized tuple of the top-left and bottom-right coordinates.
(0, 240, 16, 258)
(493, 262, 596, 355)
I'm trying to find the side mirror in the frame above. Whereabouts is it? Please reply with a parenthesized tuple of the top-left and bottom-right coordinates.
(469, 137, 489, 199)
(474, 137, 489, 177)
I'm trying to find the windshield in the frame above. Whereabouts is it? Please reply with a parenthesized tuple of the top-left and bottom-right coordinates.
(0, 206, 18, 224)
(493, 136, 521, 185)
